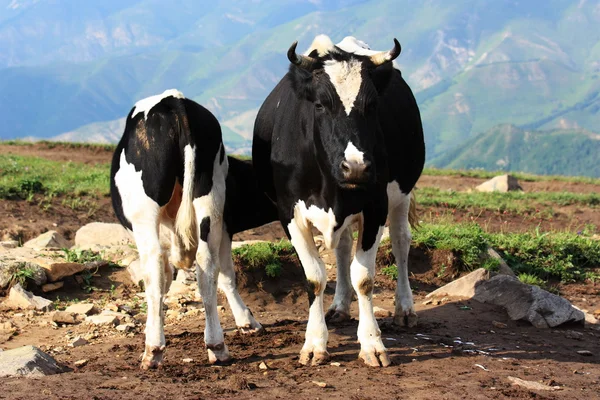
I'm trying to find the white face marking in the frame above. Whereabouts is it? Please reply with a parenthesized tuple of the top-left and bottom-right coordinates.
(344, 141, 365, 164)
(132, 89, 185, 120)
(323, 59, 363, 115)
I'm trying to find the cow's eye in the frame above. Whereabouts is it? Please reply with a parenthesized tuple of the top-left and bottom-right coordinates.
(315, 103, 324, 112)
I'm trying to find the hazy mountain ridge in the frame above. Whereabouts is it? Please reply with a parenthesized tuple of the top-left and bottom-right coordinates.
(0, 0, 599, 166)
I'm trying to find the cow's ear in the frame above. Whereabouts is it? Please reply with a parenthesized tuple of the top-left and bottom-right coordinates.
(370, 63, 395, 93)
(307, 49, 319, 58)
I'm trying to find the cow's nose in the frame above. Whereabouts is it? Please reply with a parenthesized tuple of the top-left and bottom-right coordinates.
(340, 159, 371, 182)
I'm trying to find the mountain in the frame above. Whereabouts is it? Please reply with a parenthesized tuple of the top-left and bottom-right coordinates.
(430, 124, 600, 178)
(0, 0, 599, 166)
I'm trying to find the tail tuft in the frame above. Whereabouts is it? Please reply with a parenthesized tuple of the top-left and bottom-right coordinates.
(175, 145, 197, 250)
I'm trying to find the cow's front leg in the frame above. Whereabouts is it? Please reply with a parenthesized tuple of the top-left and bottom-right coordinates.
(352, 224, 390, 367)
(326, 226, 353, 323)
(288, 217, 329, 366)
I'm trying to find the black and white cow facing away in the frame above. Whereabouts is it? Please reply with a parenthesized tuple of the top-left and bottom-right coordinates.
(110, 89, 275, 369)
(253, 35, 425, 367)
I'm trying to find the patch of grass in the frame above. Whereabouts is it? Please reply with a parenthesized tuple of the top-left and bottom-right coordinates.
(381, 264, 398, 280)
(10, 263, 37, 288)
(0, 154, 110, 199)
(412, 223, 600, 283)
(1, 140, 116, 152)
(422, 167, 600, 185)
(62, 248, 102, 264)
(232, 240, 293, 278)
(518, 273, 546, 287)
(418, 187, 599, 215)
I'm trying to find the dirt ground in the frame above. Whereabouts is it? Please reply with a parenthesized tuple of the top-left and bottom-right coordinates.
(1, 143, 600, 399)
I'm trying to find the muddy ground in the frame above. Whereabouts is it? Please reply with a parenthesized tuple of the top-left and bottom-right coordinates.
(1, 143, 599, 399)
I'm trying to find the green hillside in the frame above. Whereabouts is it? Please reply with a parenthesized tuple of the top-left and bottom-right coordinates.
(0, 0, 599, 166)
(430, 125, 600, 178)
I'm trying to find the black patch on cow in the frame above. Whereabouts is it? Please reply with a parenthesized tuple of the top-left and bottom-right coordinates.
(219, 143, 225, 164)
(306, 280, 317, 307)
(200, 216, 211, 242)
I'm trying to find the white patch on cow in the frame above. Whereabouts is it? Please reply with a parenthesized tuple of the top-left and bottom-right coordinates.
(387, 182, 416, 321)
(336, 36, 379, 56)
(132, 89, 185, 120)
(328, 227, 353, 317)
(175, 144, 197, 250)
(324, 58, 363, 115)
(344, 141, 364, 164)
(304, 34, 335, 56)
(292, 200, 358, 250)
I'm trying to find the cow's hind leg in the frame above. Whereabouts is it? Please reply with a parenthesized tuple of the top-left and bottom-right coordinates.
(388, 186, 417, 327)
(218, 233, 263, 334)
(326, 226, 353, 323)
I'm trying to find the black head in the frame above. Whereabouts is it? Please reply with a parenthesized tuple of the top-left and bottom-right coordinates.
(287, 36, 400, 190)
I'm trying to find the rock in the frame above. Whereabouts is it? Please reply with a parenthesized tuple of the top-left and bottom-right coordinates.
(565, 330, 584, 340)
(182, 358, 194, 363)
(64, 303, 97, 316)
(492, 321, 508, 329)
(105, 303, 119, 312)
(0, 346, 67, 377)
(508, 376, 561, 391)
(74, 359, 88, 367)
(428, 268, 584, 328)
(426, 268, 492, 299)
(475, 175, 523, 193)
(69, 337, 88, 347)
(0, 321, 16, 334)
(127, 259, 145, 289)
(3, 283, 52, 311)
(74, 223, 133, 251)
(330, 362, 341, 367)
(473, 275, 584, 328)
(0, 261, 47, 289)
(116, 323, 135, 332)
(42, 281, 64, 292)
(231, 240, 270, 250)
(373, 306, 392, 318)
(0, 241, 19, 249)
(486, 248, 515, 276)
(576, 350, 593, 356)
(52, 311, 78, 325)
(38, 262, 85, 282)
(312, 381, 328, 388)
(85, 315, 118, 326)
(23, 231, 70, 251)
(258, 361, 268, 370)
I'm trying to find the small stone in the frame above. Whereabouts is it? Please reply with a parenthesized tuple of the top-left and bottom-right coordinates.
(69, 337, 88, 347)
(0, 346, 67, 377)
(312, 381, 328, 388)
(217, 305, 225, 312)
(116, 323, 135, 332)
(64, 303, 96, 316)
(105, 303, 119, 312)
(373, 306, 392, 318)
(565, 330, 584, 340)
(508, 376, 561, 391)
(85, 315, 118, 326)
(258, 361, 268, 370)
(52, 311, 77, 325)
(23, 231, 69, 251)
(576, 350, 593, 356)
(0, 240, 19, 249)
(0, 321, 16, 334)
(74, 359, 88, 367)
(422, 299, 433, 305)
(3, 283, 52, 311)
(330, 362, 341, 367)
(41, 282, 64, 293)
(182, 358, 193, 363)
(492, 321, 508, 329)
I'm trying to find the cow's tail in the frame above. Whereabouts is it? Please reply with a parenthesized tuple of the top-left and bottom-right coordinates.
(408, 190, 420, 230)
(175, 144, 197, 250)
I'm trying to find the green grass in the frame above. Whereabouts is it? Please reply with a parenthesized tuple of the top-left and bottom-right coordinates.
(1, 140, 116, 152)
(422, 167, 600, 185)
(418, 187, 600, 214)
(0, 154, 110, 199)
(232, 240, 293, 278)
(412, 223, 600, 284)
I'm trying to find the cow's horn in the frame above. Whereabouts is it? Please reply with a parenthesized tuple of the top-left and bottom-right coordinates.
(370, 38, 401, 66)
(287, 41, 317, 70)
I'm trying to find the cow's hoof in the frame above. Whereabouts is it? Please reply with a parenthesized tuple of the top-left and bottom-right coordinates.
(325, 309, 351, 323)
(359, 349, 391, 367)
(393, 311, 418, 327)
(238, 324, 265, 335)
(206, 343, 231, 364)
(140, 345, 165, 370)
(299, 350, 330, 366)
